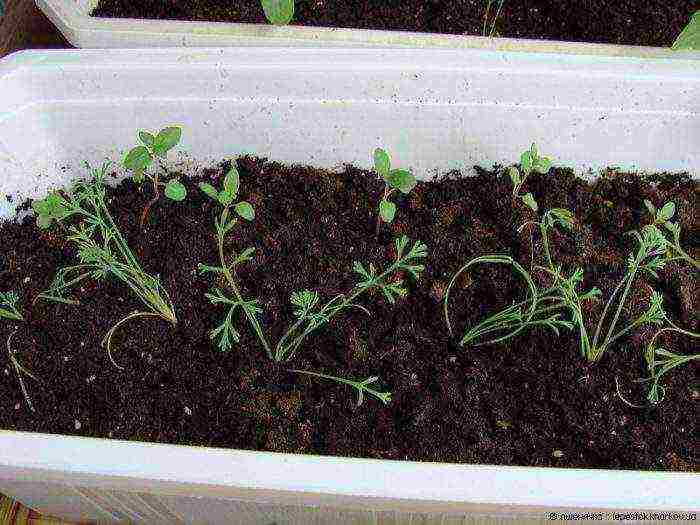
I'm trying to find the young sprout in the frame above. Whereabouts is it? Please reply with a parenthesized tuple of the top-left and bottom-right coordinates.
(33, 162, 177, 366)
(290, 369, 392, 406)
(6, 328, 39, 413)
(197, 163, 267, 356)
(274, 235, 427, 362)
(123, 126, 187, 226)
(635, 294, 699, 404)
(443, 253, 572, 347)
(373, 148, 417, 238)
(643, 200, 699, 271)
(0, 291, 23, 321)
(198, 160, 428, 362)
(260, 0, 294, 24)
(198, 160, 427, 407)
(507, 143, 552, 212)
(1, 296, 37, 412)
(482, 0, 506, 37)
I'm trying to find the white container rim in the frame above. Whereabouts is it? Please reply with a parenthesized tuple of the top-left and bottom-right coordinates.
(36, 0, 700, 56)
(1, 430, 699, 512)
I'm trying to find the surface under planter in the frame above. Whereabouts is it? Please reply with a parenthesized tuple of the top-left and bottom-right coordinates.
(36, 0, 700, 52)
(0, 48, 698, 522)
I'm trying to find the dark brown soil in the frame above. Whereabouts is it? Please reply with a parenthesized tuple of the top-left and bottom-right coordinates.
(1, 160, 698, 471)
(89, 0, 698, 47)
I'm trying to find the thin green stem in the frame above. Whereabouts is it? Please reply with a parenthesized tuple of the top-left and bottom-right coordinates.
(290, 369, 391, 405)
(444, 255, 539, 347)
(217, 228, 273, 360)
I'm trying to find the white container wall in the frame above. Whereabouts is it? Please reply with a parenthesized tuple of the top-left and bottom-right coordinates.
(37, 0, 700, 55)
(0, 48, 699, 523)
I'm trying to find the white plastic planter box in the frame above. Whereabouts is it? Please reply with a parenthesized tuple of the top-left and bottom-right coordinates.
(36, 0, 700, 55)
(0, 48, 698, 523)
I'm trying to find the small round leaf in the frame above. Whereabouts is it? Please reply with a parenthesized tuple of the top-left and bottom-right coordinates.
(217, 191, 234, 206)
(386, 169, 416, 194)
(165, 179, 187, 201)
(123, 146, 152, 173)
(373, 148, 390, 178)
(235, 201, 255, 221)
(138, 131, 155, 147)
(261, 0, 294, 25)
(223, 165, 240, 198)
(379, 199, 396, 223)
(152, 126, 182, 157)
(199, 182, 219, 200)
(659, 202, 675, 221)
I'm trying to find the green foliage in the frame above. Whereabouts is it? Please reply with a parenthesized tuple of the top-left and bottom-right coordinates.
(672, 10, 700, 50)
(643, 343, 699, 405)
(6, 328, 39, 413)
(34, 162, 177, 361)
(482, 0, 506, 37)
(0, 291, 23, 321)
(164, 179, 187, 201)
(643, 200, 699, 271)
(198, 162, 265, 355)
(508, 143, 552, 211)
(123, 126, 186, 221)
(32, 193, 70, 229)
(198, 165, 428, 406)
(373, 147, 417, 227)
(291, 369, 392, 406)
(444, 202, 671, 367)
(274, 235, 426, 362)
(261, 0, 294, 25)
(443, 253, 573, 347)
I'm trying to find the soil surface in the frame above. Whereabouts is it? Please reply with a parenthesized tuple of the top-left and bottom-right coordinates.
(90, 0, 698, 47)
(1, 160, 698, 471)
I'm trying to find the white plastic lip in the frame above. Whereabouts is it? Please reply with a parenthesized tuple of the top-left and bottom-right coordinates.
(36, 0, 700, 56)
(1, 431, 698, 511)
(0, 48, 697, 512)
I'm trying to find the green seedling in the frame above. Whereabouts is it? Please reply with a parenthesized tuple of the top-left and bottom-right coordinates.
(507, 143, 552, 212)
(123, 126, 186, 226)
(643, 200, 699, 271)
(199, 163, 428, 405)
(527, 208, 667, 363)
(0, 291, 23, 321)
(274, 234, 427, 362)
(6, 328, 39, 413)
(443, 253, 573, 348)
(33, 162, 177, 366)
(482, 0, 506, 37)
(261, 0, 294, 24)
(444, 209, 579, 348)
(290, 369, 392, 406)
(373, 148, 417, 237)
(1, 296, 37, 413)
(639, 304, 699, 404)
(197, 163, 262, 355)
(672, 10, 700, 50)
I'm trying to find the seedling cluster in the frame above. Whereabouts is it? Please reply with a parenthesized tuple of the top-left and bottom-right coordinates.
(444, 144, 698, 404)
(197, 159, 426, 401)
(4, 130, 696, 411)
(33, 161, 177, 367)
(6, 132, 427, 407)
